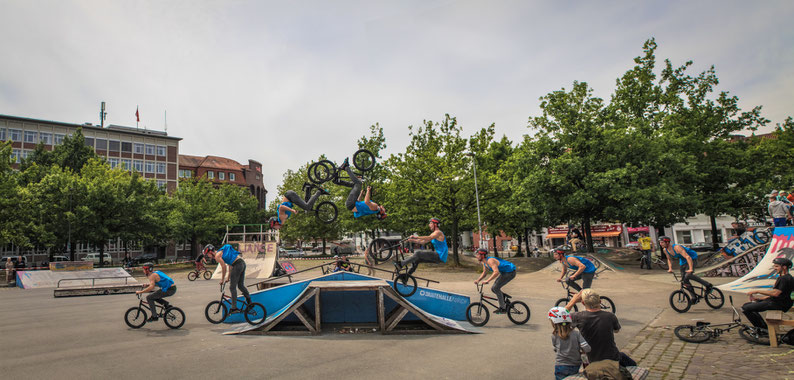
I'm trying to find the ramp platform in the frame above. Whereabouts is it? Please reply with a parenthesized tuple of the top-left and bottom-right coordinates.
(718, 227, 794, 292)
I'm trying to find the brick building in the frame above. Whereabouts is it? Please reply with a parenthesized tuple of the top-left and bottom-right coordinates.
(178, 154, 267, 209)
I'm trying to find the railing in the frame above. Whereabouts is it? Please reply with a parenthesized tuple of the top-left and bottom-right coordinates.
(248, 260, 439, 289)
(56, 276, 138, 289)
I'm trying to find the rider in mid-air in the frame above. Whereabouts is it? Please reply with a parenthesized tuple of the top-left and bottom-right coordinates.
(135, 262, 176, 322)
(474, 248, 517, 313)
(659, 236, 713, 300)
(396, 218, 447, 275)
(335, 158, 386, 220)
(269, 184, 330, 230)
(554, 248, 596, 291)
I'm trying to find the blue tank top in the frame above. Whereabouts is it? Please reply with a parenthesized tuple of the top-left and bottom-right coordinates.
(431, 235, 448, 263)
(154, 271, 174, 292)
(566, 256, 596, 274)
(219, 244, 240, 264)
(353, 201, 378, 218)
(278, 201, 293, 223)
(666, 244, 697, 265)
(484, 256, 516, 273)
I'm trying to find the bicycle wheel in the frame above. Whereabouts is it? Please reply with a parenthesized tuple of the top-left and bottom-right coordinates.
(465, 302, 490, 327)
(368, 238, 394, 263)
(600, 296, 616, 314)
(507, 301, 531, 325)
(752, 229, 770, 244)
(205, 300, 228, 324)
(188, 271, 198, 281)
(392, 273, 417, 297)
(309, 161, 335, 184)
(739, 326, 770, 345)
(315, 201, 338, 224)
(555, 298, 577, 312)
(674, 325, 711, 343)
(124, 307, 147, 329)
(669, 290, 692, 313)
(655, 258, 669, 270)
(353, 149, 376, 172)
(203, 270, 212, 280)
(705, 287, 724, 309)
(243, 302, 267, 325)
(164, 307, 186, 329)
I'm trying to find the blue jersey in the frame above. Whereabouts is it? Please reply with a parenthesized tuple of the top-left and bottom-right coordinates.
(219, 244, 240, 264)
(353, 201, 378, 218)
(154, 271, 174, 292)
(431, 235, 448, 263)
(278, 201, 293, 223)
(484, 256, 516, 273)
(666, 244, 697, 266)
(566, 256, 596, 274)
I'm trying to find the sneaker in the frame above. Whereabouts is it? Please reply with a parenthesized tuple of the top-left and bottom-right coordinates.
(705, 284, 714, 293)
(229, 308, 241, 314)
(147, 316, 159, 322)
(320, 188, 331, 195)
(339, 157, 350, 170)
(494, 308, 506, 315)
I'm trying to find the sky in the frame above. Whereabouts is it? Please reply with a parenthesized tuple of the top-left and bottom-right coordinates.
(1, 0, 792, 199)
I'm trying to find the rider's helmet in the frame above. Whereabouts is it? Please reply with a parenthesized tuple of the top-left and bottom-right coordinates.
(429, 218, 441, 227)
(475, 248, 488, 256)
(548, 307, 572, 324)
(658, 236, 672, 244)
(376, 207, 388, 220)
(772, 257, 793, 268)
(142, 262, 155, 273)
(203, 244, 215, 254)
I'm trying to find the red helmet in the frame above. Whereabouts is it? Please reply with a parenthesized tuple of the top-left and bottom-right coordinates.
(429, 218, 441, 226)
(476, 248, 488, 256)
(658, 236, 671, 243)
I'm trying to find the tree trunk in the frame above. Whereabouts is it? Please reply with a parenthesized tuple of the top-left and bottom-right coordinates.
(191, 234, 198, 260)
(492, 234, 499, 258)
(322, 238, 326, 255)
(69, 243, 75, 262)
(524, 228, 531, 254)
(99, 243, 105, 267)
(709, 214, 720, 250)
(451, 217, 461, 266)
(515, 235, 524, 257)
(582, 217, 594, 253)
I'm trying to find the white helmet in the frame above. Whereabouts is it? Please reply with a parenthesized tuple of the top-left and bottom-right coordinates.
(548, 307, 572, 324)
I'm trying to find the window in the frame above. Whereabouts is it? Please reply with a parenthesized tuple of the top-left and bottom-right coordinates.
(230, 173, 236, 181)
(39, 133, 52, 145)
(134, 143, 144, 154)
(156, 162, 166, 174)
(108, 140, 120, 152)
(207, 171, 214, 179)
(121, 142, 132, 152)
(108, 158, 120, 169)
(11, 149, 21, 163)
(145, 144, 155, 155)
(9, 129, 22, 141)
(95, 139, 107, 150)
(145, 161, 155, 173)
(219, 172, 225, 180)
(156, 145, 166, 156)
(54, 134, 65, 145)
(133, 160, 143, 172)
(0, 128, 5, 140)
(24, 131, 37, 143)
(178, 169, 192, 178)
(121, 159, 132, 171)
(675, 230, 693, 245)
(21, 150, 31, 159)
(157, 180, 166, 190)
(85, 137, 94, 147)
(704, 230, 723, 244)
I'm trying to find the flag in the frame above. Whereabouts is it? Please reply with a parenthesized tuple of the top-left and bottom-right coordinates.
(136, 107, 140, 122)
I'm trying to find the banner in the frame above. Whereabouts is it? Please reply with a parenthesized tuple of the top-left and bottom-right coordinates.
(718, 227, 794, 292)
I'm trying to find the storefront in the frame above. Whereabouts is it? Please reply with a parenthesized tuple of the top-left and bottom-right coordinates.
(544, 224, 623, 248)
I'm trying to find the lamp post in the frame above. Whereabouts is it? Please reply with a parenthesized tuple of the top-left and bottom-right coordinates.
(465, 152, 484, 249)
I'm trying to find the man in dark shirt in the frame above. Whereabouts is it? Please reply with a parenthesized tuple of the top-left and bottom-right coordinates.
(742, 257, 794, 333)
(565, 288, 620, 363)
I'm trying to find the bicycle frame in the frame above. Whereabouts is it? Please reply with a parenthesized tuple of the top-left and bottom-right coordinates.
(474, 283, 508, 309)
(135, 294, 166, 316)
(671, 271, 705, 298)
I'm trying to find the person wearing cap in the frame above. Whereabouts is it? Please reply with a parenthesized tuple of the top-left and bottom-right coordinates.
(474, 248, 517, 313)
(768, 192, 792, 227)
(136, 263, 176, 322)
(741, 257, 794, 335)
(396, 218, 447, 275)
(335, 158, 387, 221)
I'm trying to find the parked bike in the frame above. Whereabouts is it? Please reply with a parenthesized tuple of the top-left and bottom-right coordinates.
(674, 296, 769, 345)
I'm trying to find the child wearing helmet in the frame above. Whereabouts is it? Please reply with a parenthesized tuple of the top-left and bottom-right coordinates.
(396, 218, 448, 275)
(549, 307, 591, 380)
(136, 263, 176, 322)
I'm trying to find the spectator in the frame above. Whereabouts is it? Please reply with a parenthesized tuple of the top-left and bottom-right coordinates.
(637, 233, 654, 270)
(567, 225, 583, 252)
(742, 257, 793, 336)
(5, 257, 14, 285)
(768, 193, 792, 228)
(549, 307, 591, 380)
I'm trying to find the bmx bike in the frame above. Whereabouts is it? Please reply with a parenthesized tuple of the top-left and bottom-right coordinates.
(466, 283, 530, 327)
(367, 237, 411, 264)
(301, 182, 339, 224)
(204, 283, 267, 325)
(668, 271, 724, 313)
(188, 266, 213, 281)
(640, 253, 669, 270)
(674, 296, 769, 345)
(367, 238, 420, 297)
(307, 149, 376, 185)
(124, 293, 185, 329)
(554, 278, 616, 313)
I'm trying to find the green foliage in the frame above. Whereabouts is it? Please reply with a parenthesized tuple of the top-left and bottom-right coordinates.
(169, 178, 239, 257)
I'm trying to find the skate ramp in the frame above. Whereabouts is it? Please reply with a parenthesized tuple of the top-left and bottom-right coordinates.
(16, 268, 135, 289)
(718, 227, 794, 292)
(212, 241, 278, 280)
(695, 243, 768, 277)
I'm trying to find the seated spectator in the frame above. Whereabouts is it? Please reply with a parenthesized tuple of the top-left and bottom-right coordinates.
(333, 256, 353, 272)
(565, 289, 621, 364)
(742, 257, 794, 335)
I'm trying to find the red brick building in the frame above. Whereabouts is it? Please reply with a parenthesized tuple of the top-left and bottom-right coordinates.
(178, 154, 267, 209)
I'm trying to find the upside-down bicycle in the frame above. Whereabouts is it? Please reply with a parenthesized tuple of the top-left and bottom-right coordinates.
(307, 149, 376, 185)
(368, 238, 418, 297)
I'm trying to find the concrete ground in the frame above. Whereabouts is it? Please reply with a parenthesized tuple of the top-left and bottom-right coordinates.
(0, 260, 789, 379)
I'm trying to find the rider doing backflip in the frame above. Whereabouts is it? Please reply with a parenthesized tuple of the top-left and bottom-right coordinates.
(474, 248, 517, 313)
(136, 263, 176, 322)
(396, 218, 448, 275)
(554, 248, 597, 291)
(335, 158, 386, 220)
(659, 236, 713, 300)
(269, 184, 330, 230)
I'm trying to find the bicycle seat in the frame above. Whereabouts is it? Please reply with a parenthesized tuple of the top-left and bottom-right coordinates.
(502, 293, 511, 299)
(695, 321, 710, 327)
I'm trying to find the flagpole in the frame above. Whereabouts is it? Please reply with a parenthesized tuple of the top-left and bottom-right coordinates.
(136, 105, 139, 130)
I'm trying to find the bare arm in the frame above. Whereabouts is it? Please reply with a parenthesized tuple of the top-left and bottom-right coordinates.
(136, 274, 157, 294)
(482, 259, 500, 284)
(565, 290, 583, 312)
(569, 257, 586, 279)
(474, 264, 488, 283)
(216, 253, 228, 284)
(409, 230, 442, 244)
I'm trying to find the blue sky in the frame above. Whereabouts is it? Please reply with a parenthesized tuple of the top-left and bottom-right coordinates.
(1, 1, 792, 198)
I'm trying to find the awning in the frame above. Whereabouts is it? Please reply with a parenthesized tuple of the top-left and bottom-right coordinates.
(591, 231, 621, 238)
(546, 233, 567, 239)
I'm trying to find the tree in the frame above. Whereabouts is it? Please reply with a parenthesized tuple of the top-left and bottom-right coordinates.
(169, 178, 238, 259)
(0, 142, 28, 248)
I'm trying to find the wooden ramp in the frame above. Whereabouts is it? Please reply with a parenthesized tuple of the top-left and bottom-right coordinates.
(224, 280, 474, 336)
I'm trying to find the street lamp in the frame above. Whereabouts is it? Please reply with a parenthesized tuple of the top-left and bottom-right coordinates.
(465, 152, 484, 249)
